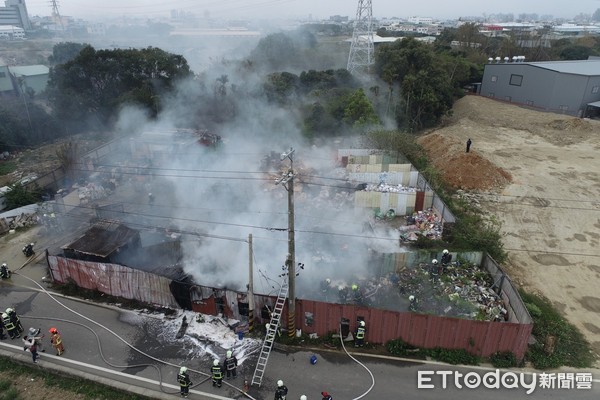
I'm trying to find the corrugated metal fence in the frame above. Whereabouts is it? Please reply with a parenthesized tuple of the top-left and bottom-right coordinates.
(46, 252, 532, 360)
(47, 254, 179, 309)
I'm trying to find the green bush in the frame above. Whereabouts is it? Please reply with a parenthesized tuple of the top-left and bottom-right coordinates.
(524, 302, 542, 318)
(427, 347, 480, 365)
(490, 351, 518, 368)
(520, 291, 595, 369)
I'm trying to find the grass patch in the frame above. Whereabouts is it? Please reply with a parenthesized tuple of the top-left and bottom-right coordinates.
(386, 338, 480, 365)
(490, 351, 519, 368)
(0, 356, 152, 400)
(520, 291, 595, 369)
(0, 161, 17, 175)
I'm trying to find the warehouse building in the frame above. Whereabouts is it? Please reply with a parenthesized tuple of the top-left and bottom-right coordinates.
(480, 58, 600, 117)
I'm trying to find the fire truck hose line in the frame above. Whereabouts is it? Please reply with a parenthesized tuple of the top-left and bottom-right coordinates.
(339, 324, 375, 400)
(13, 271, 257, 400)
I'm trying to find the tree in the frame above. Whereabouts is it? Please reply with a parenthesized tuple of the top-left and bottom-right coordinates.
(375, 38, 455, 131)
(593, 8, 600, 22)
(4, 184, 42, 210)
(47, 46, 192, 131)
(342, 88, 380, 128)
(56, 141, 79, 184)
(48, 42, 88, 65)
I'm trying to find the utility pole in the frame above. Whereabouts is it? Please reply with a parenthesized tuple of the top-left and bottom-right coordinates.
(276, 148, 296, 338)
(248, 233, 254, 332)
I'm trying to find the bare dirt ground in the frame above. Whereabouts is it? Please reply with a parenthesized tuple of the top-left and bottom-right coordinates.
(418, 95, 600, 365)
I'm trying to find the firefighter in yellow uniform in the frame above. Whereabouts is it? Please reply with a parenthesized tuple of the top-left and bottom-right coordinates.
(211, 359, 224, 388)
(355, 320, 366, 347)
(49, 327, 64, 355)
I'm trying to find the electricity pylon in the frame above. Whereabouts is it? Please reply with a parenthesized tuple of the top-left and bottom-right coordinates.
(347, 0, 374, 74)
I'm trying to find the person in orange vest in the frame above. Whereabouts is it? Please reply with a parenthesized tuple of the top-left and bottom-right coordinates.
(49, 327, 64, 355)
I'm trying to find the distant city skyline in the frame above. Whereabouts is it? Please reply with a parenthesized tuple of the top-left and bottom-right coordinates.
(24, 0, 600, 21)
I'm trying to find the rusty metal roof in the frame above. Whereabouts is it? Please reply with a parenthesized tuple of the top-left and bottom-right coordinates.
(62, 220, 139, 258)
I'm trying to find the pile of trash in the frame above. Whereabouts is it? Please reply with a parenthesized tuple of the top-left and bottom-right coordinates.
(393, 261, 507, 321)
(398, 208, 443, 242)
(363, 183, 417, 193)
(78, 183, 112, 204)
(312, 260, 507, 322)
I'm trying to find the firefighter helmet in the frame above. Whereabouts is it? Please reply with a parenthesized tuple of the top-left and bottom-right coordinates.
(359, 321, 365, 327)
(227, 350, 232, 358)
(49, 327, 58, 334)
(277, 380, 284, 387)
(1, 263, 6, 267)
(1, 313, 7, 319)
(5, 308, 13, 314)
(180, 366, 187, 374)
(325, 278, 331, 284)
(351, 284, 358, 291)
(432, 259, 438, 264)
(409, 295, 415, 302)
(213, 359, 219, 366)
(443, 249, 449, 254)
(301, 396, 307, 400)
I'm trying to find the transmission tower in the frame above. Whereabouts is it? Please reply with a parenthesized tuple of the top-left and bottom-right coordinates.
(50, 0, 65, 30)
(347, 0, 374, 74)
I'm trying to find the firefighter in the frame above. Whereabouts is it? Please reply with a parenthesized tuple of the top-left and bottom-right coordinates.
(2, 312, 18, 339)
(355, 320, 366, 348)
(429, 259, 439, 282)
(320, 278, 331, 300)
(49, 327, 65, 355)
(409, 295, 418, 312)
(441, 249, 452, 274)
(0, 263, 10, 279)
(274, 379, 288, 400)
(211, 358, 224, 388)
(351, 284, 363, 304)
(321, 392, 333, 400)
(6, 308, 23, 335)
(0, 315, 5, 339)
(224, 350, 238, 379)
(177, 366, 192, 398)
(337, 285, 348, 304)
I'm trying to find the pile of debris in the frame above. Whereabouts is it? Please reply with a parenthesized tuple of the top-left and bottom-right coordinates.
(363, 183, 417, 193)
(0, 211, 40, 233)
(313, 260, 506, 322)
(398, 208, 443, 242)
(77, 183, 111, 204)
(394, 261, 507, 321)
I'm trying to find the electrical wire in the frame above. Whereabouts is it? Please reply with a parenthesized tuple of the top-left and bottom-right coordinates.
(13, 271, 257, 400)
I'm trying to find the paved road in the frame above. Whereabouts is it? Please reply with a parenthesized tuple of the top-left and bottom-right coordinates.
(1, 274, 599, 400)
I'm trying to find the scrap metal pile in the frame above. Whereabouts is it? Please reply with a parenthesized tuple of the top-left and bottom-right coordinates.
(395, 261, 507, 321)
(397, 208, 443, 242)
(317, 260, 507, 322)
(363, 183, 417, 193)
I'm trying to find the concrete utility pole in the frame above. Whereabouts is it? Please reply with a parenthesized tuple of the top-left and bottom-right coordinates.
(276, 148, 296, 338)
(248, 233, 254, 332)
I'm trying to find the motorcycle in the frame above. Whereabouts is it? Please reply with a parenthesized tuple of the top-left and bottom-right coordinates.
(0, 264, 10, 279)
(22, 243, 35, 257)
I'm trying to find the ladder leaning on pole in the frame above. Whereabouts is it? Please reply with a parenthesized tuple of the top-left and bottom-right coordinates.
(251, 280, 289, 387)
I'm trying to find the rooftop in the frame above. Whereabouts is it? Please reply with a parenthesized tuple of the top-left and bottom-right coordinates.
(9, 65, 50, 76)
(488, 60, 600, 76)
(62, 221, 139, 258)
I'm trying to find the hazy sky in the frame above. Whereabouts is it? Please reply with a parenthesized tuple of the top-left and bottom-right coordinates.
(25, 0, 600, 21)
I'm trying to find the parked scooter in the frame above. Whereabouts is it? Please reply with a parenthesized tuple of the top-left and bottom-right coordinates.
(0, 263, 10, 279)
(22, 243, 35, 257)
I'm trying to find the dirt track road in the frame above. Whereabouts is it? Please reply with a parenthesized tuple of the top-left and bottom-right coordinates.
(420, 96, 600, 365)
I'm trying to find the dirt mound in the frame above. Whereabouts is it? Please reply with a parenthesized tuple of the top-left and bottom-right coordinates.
(418, 133, 512, 191)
